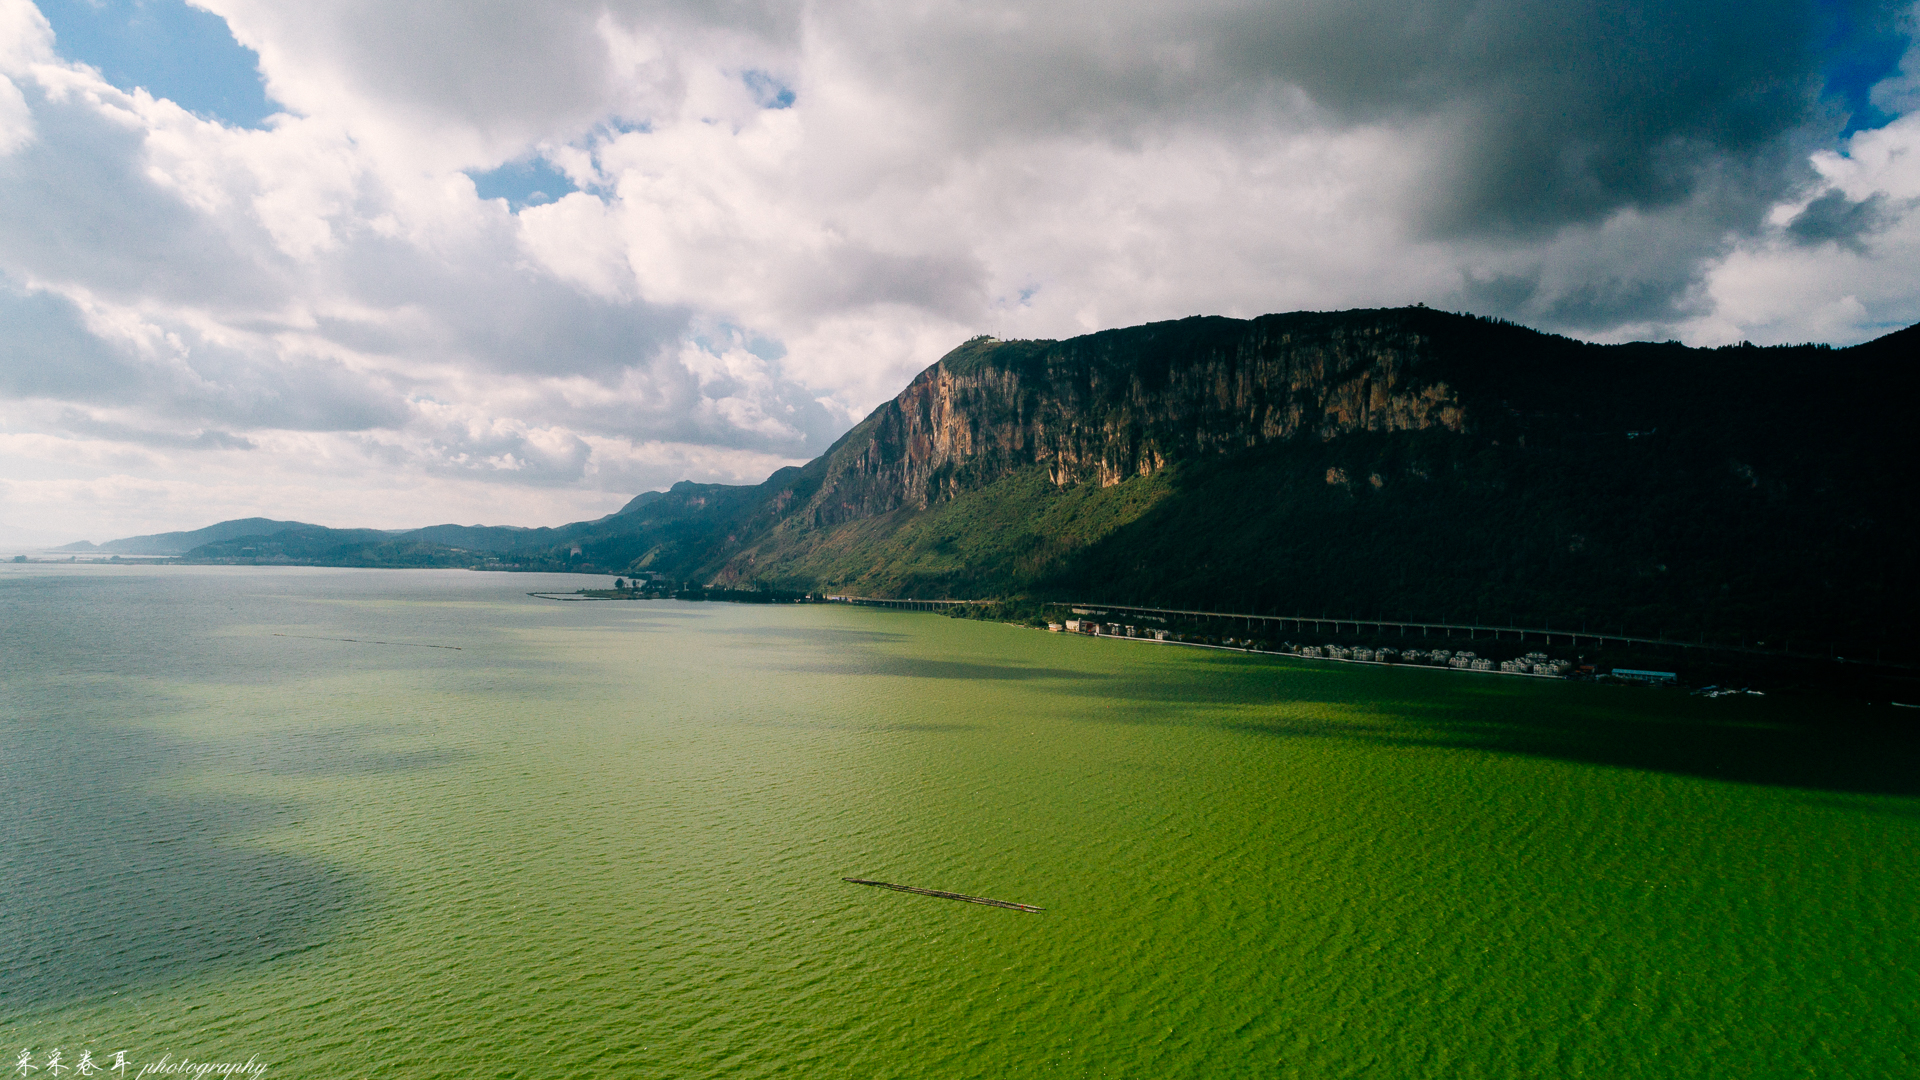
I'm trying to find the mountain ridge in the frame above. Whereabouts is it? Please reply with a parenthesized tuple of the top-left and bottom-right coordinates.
(62, 307, 1919, 655)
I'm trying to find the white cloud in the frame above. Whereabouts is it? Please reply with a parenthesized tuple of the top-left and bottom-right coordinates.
(0, 0, 1913, 543)
(0, 73, 31, 153)
(1682, 79, 1920, 345)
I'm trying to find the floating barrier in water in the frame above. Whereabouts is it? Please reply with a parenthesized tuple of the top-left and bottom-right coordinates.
(272, 633, 462, 650)
(843, 877, 1043, 913)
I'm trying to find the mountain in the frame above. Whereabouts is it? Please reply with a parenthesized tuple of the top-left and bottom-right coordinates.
(562, 307, 1920, 655)
(400, 524, 553, 552)
(70, 482, 698, 568)
(70, 307, 1919, 655)
(60, 518, 358, 555)
(180, 525, 450, 564)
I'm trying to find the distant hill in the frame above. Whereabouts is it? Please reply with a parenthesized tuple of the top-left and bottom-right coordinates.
(74, 308, 1919, 656)
(73, 489, 670, 567)
(401, 524, 553, 552)
(180, 525, 440, 563)
(62, 518, 349, 555)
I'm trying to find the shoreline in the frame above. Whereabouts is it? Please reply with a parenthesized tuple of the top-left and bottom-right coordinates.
(1061, 627, 1572, 679)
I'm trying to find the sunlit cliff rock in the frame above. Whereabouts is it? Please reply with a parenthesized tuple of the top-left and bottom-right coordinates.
(794, 311, 1470, 527)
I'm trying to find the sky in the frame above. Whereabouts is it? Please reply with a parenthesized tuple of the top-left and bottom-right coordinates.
(1, 0, 1916, 545)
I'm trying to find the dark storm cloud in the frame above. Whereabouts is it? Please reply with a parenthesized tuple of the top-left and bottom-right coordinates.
(1536, 274, 1706, 331)
(1212, 0, 1862, 235)
(836, 0, 1901, 237)
(1786, 189, 1898, 249)
(1452, 264, 1709, 331)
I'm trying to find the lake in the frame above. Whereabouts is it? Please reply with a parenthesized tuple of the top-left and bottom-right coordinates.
(2, 565, 1914, 1078)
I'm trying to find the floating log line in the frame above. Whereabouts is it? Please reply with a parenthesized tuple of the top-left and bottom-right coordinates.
(843, 878, 1043, 913)
(272, 633, 462, 650)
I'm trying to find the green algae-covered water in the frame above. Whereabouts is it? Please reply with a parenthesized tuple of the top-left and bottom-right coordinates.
(3, 565, 1915, 1078)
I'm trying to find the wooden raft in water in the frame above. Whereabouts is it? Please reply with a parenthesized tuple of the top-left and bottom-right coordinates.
(843, 878, 1043, 913)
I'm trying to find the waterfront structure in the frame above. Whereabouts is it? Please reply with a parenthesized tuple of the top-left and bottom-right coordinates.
(1612, 668, 1679, 683)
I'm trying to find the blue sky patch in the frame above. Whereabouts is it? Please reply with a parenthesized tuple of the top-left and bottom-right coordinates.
(1817, 1, 1912, 136)
(742, 71, 796, 110)
(468, 157, 579, 212)
(37, 0, 276, 128)
(689, 325, 787, 362)
(596, 117, 653, 138)
(743, 332, 786, 361)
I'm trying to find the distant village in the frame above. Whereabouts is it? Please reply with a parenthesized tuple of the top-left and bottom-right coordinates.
(1053, 616, 1680, 684)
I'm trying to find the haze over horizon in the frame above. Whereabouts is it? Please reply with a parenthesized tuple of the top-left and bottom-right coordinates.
(2, 0, 1917, 545)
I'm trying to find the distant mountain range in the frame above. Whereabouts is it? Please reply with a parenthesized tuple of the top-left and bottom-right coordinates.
(66, 307, 1920, 655)
(57, 509, 648, 560)
(57, 518, 384, 555)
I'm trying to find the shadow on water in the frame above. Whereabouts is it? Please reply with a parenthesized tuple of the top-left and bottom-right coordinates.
(729, 625, 909, 646)
(784, 654, 1113, 682)
(1791, 794, 1920, 819)
(0, 712, 367, 1018)
(226, 727, 473, 778)
(0, 573, 372, 1018)
(1091, 652, 1920, 800)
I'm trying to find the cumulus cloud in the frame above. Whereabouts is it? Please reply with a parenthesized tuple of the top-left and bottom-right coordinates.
(0, 0, 1913, 543)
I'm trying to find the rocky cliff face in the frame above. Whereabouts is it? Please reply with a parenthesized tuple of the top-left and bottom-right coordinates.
(551, 307, 1917, 656)
(795, 310, 1468, 527)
